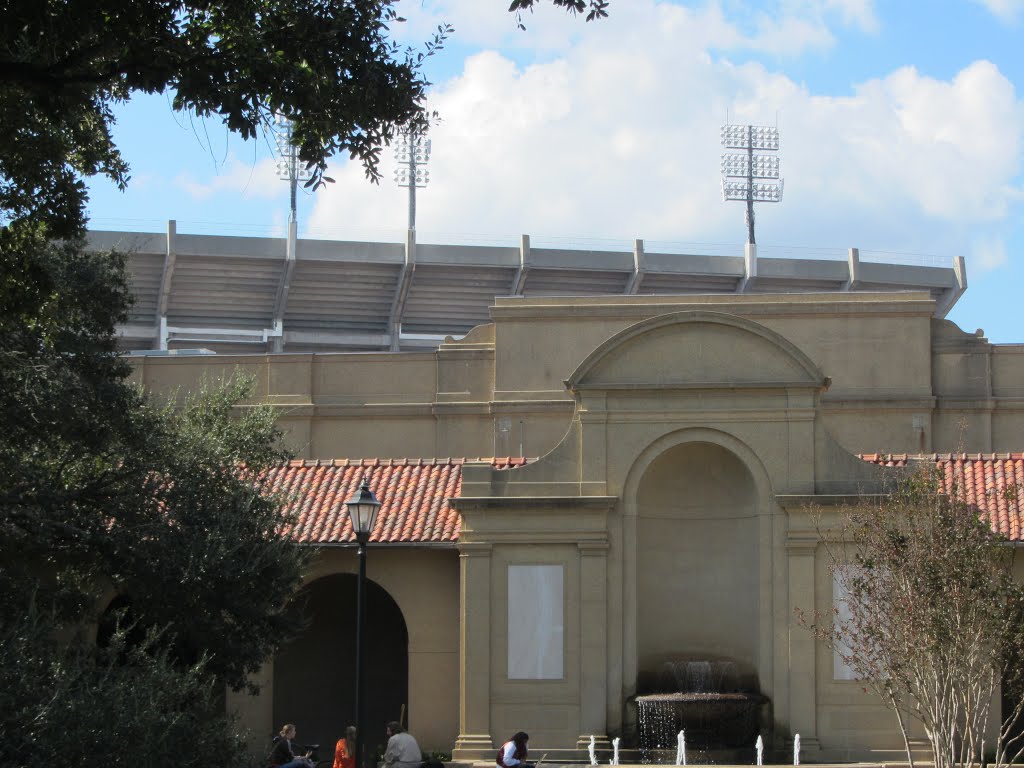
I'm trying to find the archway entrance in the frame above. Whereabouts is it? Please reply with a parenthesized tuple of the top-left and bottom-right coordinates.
(635, 441, 761, 694)
(274, 573, 408, 763)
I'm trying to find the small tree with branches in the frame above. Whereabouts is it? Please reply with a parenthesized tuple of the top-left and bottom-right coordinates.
(799, 465, 1024, 768)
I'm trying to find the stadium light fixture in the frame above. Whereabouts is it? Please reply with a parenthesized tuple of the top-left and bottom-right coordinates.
(394, 125, 431, 231)
(274, 114, 313, 224)
(720, 123, 784, 244)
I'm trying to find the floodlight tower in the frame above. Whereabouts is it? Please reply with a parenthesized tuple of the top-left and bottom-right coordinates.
(720, 124, 784, 245)
(274, 114, 312, 223)
(394, 125, 431, 231)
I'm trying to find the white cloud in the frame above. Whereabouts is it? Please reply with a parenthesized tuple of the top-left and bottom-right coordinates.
(310, 0, 1024, 262)
(395, 0, 870, 59)
(174, 156, 279, 201)
(972, 235, 1008, 270)
(971, 0, 1024, 23)
(820, 0, 879, 32)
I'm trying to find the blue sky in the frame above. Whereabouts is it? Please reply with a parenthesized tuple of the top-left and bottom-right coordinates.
(85, 0, 1024, 342)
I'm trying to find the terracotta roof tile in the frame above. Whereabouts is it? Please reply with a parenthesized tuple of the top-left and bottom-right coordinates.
(264, 458, 526, 545)
(269, 453, 1024, 545)
(861, 453, 1024, 541)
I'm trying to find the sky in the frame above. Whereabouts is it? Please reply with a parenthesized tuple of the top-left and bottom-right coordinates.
(85, 0, 1024, 343)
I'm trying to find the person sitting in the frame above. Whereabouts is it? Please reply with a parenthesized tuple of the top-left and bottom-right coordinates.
(497, 732, 531, 768)
(333, 725, 357, 768)
(270, 723, 315, 768)
(383, 721, 422, 768)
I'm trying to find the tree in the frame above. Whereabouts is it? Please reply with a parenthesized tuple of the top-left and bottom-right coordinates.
(800, 466, 1024, 768)
(0, 0, 610, 239)
(0, 230, 310, 759)
(0, 226, 309, 687)
(0, 610, 252, 768)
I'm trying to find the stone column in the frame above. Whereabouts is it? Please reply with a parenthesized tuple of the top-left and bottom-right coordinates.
(576, 541, 611, 753)
(454, 543, 495, 759)
(786, 536, 821, 755)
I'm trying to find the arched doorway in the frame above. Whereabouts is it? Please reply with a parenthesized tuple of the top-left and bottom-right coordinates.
(274, 574, 408, 763)
(634, 441, 761, 694)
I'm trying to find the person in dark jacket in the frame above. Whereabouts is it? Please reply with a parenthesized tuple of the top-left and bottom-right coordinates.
(270, 724, 314, 768)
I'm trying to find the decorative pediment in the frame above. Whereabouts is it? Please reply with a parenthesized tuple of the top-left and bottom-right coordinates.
(565, 311, 827, 392)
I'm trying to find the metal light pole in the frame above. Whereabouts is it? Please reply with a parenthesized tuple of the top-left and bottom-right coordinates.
(274, 114, 313, 223)
(394, 126, 431, 231)
(344, 477, 381, 768)
(720, 124, 784, 245)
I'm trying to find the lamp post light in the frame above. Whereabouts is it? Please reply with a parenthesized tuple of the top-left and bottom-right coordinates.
(345, 477, 381, 768)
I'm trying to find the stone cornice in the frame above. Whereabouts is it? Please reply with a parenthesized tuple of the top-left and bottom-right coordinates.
(490, 293, 936, 321)
(453, 496, 619, 511)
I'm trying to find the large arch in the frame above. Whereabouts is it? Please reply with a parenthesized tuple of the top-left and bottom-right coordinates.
(620, 428, 777, 721)
(273, 573, 408, 762)
(634, 440, 760, 692)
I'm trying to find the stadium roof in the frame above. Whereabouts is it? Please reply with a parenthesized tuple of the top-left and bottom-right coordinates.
(88, 226, 968, 355)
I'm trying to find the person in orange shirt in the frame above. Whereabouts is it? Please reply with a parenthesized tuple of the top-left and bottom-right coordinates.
(333, 726, 357, 768)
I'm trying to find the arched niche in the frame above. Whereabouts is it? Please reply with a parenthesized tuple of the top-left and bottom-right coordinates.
(619, 426, 776, 721)
(273, 573, 408, 761)
(634, 440, 761, 694)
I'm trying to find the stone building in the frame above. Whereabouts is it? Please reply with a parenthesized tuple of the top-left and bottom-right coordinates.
(95, 226, 1024, 762)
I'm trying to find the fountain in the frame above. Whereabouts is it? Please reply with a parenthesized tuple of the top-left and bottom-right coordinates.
(612, 737, 620, 766)
(589, 735, 597, 766)
(635, 660, 767, 762)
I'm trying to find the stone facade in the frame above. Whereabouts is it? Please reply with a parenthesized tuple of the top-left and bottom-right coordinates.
(130, 291, 1024, 762)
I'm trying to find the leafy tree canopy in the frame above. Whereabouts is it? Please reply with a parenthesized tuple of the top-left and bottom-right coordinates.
(0, 221, 309, 690)
(0, 0, 610, 239)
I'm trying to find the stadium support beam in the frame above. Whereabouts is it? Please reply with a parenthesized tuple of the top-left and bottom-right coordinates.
(156, 219, 177, 350)
(270, 219, 298, 353)
(625, 239, 645, 294)
(736, 242, 757, 293)
(511, 234, 530, 295)
(934, 255, 967, 318)
(388, 229, 416, 352)
(842, 248, 861, 291)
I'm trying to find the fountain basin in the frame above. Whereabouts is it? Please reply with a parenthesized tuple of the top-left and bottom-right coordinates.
(636, 691, 767, 752)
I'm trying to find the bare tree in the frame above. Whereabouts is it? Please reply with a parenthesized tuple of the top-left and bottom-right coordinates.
(798, 466, 1024, 768)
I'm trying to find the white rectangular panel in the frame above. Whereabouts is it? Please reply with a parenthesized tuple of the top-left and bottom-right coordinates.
(507, 564, 564, 680)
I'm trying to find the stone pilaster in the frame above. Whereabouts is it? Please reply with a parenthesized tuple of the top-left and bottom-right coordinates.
(577, 541, 610, 749)
(786, 536, 821, 755)
(454, 543, 495, 759)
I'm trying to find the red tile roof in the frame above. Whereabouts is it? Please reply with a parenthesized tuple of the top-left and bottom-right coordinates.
(861, 453, 1024, 541)
(263, 458, 529, 545)
(264, 454, 1024, 545)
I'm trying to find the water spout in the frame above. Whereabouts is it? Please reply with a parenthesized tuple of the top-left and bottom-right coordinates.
(589, 735, 597, 766)
(676, 730, 686, 766)
(794, 734, 800, 766)
(611, 737, 620, 766)
(756, 735, 763, 766)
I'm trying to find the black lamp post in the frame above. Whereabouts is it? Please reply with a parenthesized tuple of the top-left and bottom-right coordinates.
(345, 477, 381, 768)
